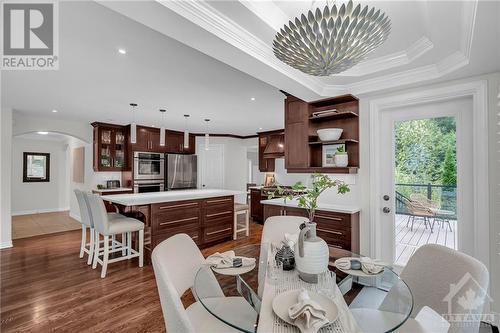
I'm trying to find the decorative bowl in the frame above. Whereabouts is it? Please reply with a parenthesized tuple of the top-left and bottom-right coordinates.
(317, 128, 343, 141)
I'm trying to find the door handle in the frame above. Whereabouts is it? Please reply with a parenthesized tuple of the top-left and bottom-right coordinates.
(383, 195, 390, 201)
(383, 207, 391, 213)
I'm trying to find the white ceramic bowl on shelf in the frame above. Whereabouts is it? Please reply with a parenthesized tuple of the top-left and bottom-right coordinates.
(317, 128, 343, 141)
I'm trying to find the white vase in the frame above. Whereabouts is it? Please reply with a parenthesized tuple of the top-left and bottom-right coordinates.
(334, 154, 348, 167)
(295, 222, 329, 283)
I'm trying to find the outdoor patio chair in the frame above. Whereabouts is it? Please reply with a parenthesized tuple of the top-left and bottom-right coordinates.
(410, 193, 454, 232)
(405, 198, 435, 232)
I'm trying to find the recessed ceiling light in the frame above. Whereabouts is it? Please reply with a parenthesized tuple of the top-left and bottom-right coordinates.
(251, 97, 256, 101)
(37, 131, 49, 135)
(118, 48, 126, 55)
(52, 109, 58, 113)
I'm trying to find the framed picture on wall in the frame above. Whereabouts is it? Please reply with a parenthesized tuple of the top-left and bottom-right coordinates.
(322, 144, 345, 167)
(23, 152, 50, 182)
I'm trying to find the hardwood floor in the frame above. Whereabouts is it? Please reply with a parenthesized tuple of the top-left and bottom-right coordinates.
(11, 211, 81, 240)
(0, 221, 263, 332)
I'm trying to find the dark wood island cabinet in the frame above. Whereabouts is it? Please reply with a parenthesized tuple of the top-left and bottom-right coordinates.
(102, 191, 237, 263)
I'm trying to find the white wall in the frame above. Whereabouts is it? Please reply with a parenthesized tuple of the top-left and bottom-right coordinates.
(0, 108, 13, 248)
(11, 113, 122, 221)
(196, 136, 257, 203)
(11, 138, 69, 215)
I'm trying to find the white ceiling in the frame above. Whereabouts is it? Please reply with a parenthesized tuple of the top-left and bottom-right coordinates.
(2, 1, 499, 136)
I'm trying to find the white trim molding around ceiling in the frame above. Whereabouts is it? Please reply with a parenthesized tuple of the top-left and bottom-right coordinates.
(104, 0, 479, 99)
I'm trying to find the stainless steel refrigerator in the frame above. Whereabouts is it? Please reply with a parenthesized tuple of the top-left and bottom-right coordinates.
(165, 154, 197, 190)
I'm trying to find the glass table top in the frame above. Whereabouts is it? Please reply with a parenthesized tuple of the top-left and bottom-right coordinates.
(193, 244, 413, 333)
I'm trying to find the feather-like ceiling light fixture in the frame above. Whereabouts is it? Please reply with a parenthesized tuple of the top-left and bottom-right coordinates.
(273, 0, 391, 76)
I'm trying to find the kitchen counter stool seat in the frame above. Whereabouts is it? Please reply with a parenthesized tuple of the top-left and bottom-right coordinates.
(234, 203, 249, 239)
(86, 193, 144, 278)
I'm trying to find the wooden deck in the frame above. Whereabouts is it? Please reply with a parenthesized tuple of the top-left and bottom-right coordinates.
(395, 214, 456, 266)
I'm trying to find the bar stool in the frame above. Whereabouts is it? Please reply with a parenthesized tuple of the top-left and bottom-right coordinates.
(74, 190, 127, 265)
(86, 193, 144, 278)
(74, 189, 95, 265)
(233, 203, 249, 239)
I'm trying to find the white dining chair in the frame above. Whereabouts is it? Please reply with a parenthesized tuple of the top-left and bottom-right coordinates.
(86, 193, 144, 278)
(381, 244, 489, 333)
(258, 216, 307, 296)
(152, 233, 254, 333)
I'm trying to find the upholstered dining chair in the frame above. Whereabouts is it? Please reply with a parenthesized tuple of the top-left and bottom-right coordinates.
(382, 244, 489, 333)
(152, 234, 254, 333)
(258, 216, 307, 296)
(86, 193, 144, 278)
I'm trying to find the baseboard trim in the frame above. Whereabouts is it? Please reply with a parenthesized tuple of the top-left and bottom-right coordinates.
(12, 207, 70, 216)
(69, 212, 81, 222)
(0, 241, 13, 249)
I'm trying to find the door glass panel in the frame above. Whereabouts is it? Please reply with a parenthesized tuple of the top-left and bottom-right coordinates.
(114, 130, 125, 168)
(100, 129, 112, 168)
(394, 117, 457, 266)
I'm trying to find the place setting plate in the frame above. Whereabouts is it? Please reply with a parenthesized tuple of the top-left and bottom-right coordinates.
(332, 257, 386, 278)
(211, 259, 256, 276)
(272, 290, 339, 327)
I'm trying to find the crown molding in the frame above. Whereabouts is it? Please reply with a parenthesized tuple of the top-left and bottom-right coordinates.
(154, 0, 477, 97)
(156, 0, 323, 94)
(323, 0, 478, 95)
(338, 36, 434, 77)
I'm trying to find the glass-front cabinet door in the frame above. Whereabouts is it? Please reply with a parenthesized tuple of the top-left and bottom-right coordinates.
(114, 129, 125, 168)
(100, 128, 113, 169)
(92, 123, 128, 171)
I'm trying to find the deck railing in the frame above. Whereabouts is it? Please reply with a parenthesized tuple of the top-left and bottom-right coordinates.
(395, 183, 457, 218)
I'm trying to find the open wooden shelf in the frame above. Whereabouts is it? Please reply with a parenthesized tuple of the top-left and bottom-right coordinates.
(309, 111, 358, 121)
(308, 139, 359, 145)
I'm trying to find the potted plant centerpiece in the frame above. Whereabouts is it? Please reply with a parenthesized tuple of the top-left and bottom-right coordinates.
(268, 174, 350, 282)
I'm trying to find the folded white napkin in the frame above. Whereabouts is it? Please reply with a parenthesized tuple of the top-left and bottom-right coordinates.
(335, 257, 385, 275)
(283, 233, 299, 248)
(288, 289, 329, 333)
(205, 251, 256, 269)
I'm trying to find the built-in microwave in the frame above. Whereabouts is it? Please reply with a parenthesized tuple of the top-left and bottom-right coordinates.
(133, 152, 165, 181)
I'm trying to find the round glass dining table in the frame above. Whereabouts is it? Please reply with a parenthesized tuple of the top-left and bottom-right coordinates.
(193, 244, 413, 333)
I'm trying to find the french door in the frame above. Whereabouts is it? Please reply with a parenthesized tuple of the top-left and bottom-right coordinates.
(376, 97, 473, 267)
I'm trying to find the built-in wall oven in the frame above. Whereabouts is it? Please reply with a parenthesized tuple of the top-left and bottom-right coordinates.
(133, 152, 165, 193)
(134, 179, 165, 193)
(133, 152, 164, 180)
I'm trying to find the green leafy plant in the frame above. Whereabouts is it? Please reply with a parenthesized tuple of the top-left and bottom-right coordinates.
(267, 173, 350, 222)
(336, 146, 347, 155)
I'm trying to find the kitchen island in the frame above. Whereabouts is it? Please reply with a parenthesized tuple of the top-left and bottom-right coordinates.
(103, 189, 241, 263)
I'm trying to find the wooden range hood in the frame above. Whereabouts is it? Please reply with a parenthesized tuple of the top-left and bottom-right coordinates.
(263, 132, 284, 159)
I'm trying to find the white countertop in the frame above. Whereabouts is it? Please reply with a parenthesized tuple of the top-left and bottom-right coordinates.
(93, 187, 133, 193)
(260, 198, 360, 214)
(103, 189, 242, 206)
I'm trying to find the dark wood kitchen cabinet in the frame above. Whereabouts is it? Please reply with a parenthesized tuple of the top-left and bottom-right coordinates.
(283, 94, 359, 174)
(91, 122, 129, 171)
(258, 133, 275, 172)
(263, 203, 359, 252)
(250, 188, 264, 222)
(133, 126, 161, 152)
(284, 97, 310, 169)
(166, 130, 196, 154)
